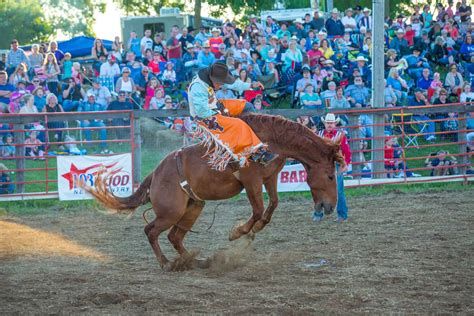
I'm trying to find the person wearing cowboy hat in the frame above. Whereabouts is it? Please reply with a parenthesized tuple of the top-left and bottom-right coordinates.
(389, 28, 409, 56)
(311, 9, 325, 31)
(357, 7, 372, 30)
(292, 18, 307, 39)
(350, 56, 371, 85)
(182, 43, 198, 80)
(197, 41, 216, 69)
(313, 113, 351, 222)
(325, 8, 344, 36)
(341, 7, 357, 33)
(188, 62, 276, 170)
(209, 27, 223, 58)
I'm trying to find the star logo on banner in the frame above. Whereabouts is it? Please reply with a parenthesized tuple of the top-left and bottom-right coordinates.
(61, 162, 121, 190)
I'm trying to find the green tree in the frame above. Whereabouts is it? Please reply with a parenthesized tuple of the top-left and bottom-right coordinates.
(0, 0, 53, 47)
(40, 0, 107, 38)
(114, 0, 185, 15)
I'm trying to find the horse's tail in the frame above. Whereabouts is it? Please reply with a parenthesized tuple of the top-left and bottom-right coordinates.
(86, 171, 153, 215)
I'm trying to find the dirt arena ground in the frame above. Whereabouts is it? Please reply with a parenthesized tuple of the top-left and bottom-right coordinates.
(1, 188, 473, 314)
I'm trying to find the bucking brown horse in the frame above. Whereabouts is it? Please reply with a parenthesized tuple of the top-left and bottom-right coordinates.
(88, 113, 345, 269)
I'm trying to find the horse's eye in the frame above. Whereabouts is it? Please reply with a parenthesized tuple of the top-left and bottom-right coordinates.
(328, 175, 334, 181)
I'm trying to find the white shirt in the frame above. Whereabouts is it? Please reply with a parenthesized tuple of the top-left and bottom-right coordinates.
(100, 62, 120, 77)
(140, 37, 153, 52)
(341, 16, 357, 32)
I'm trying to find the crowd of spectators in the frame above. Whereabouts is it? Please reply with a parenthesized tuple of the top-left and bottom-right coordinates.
(0, 2, 473, 177)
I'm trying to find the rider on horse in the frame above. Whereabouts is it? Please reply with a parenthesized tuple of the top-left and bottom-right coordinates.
(188, 62, 277, 171)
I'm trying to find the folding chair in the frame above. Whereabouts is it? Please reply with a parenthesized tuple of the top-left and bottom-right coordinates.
(391, 113, 428, 148)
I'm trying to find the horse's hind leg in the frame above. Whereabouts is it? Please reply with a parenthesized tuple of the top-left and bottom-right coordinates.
(229, 182, 264, 241)
(144, 218, 176, 269)
(253, 175, 279, 233)
(168, 200, 205, 255)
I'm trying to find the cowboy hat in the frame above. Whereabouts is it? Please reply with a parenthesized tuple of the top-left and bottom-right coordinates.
(202, 41, 211, 48)
(324, 59, 335, 65)
(321, 113, 340, 124)
(211, 27, 220, 33)
(363, 7, 371, 13)
(209, 62, 235, 85)
(355, 56, 368, 62)
(331, 8, 339, 14)
(293, 18, 304, 24)
(186, 43, 194, 49)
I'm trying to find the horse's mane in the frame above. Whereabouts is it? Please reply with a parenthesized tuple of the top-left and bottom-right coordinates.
(241, 113, 341, 161)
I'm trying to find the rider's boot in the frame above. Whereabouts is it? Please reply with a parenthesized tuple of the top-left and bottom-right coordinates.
(258, 151, 279, 165)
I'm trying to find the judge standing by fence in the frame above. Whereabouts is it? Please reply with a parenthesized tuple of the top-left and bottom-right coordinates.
(313, 113, 352, 222)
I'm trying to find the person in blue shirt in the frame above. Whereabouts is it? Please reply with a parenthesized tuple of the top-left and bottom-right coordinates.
(127, 31, 142, 59)
(0, 71, 15, 110)
(407, 88, 436, 141)
(325, 9, 345, 37)
(197, 41, 216, 69)
(405, 47, 430, 80)
(78, 93, 109, 153)
(416, 68, 432, 90)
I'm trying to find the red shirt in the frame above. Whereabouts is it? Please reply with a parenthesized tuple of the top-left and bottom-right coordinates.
(209, 37, 223, 55)
(384, 145, 395, 167)
(307, 49, 323, 68)
(319, 129, 351, 165)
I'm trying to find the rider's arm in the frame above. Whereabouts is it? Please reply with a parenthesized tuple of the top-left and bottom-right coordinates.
(189, 83, 215, 118)
(223, 79, 252, 95)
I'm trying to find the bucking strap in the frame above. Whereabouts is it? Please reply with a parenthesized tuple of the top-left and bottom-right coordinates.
(175, 149, 203, 201)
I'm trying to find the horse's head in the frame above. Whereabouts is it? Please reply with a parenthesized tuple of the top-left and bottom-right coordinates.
(303, 138, 346, 216)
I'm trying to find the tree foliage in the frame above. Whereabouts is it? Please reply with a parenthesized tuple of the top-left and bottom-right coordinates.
(0, 0, 53, 48)
(114, 0, 185, 15)
(40, 0, 107, 38)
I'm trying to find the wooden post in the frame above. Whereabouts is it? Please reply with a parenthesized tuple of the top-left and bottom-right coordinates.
(132, 116, 142, 184)
(13, 123, 25, 193)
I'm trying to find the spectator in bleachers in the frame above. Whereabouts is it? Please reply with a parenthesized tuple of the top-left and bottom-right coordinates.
(71, 62, 84, 85)
(42, 52, 60, 96)
(8, 63, 29, 86)
(460, 82, 474, 102)
(407, 88, 436, 141)
(91, 38, 108, 61)
(107, 90, 138, 139)
(62, 53, 73, 80)
(115, 67, 136, 95)
(32, 86, 46, 112)
(341, 8, 357, 33)
(26, 76, 44, 94)
(149, 88, 165, 109)
(48, 41, 64, 63)
(144, 77, 161, 109)
(147, 51, 165, 76)
(1, 134, 15, 158)
(276, 22, 291, 40)
(405, 47, 430, 80)
(87, 79, 111, 107)
(319, 39, 334, 60)
(127, 31, 142, 59)
(417, 68, 432, 90)
(62, 78, 85, 112)
(162, 61, 177, 87)
(351, 56, 371, 85)
(197, 41, 215, 69)
(209, 28, 223, 58)
(19, 94, 37, 114)
(390, 29, 410, 56)
(300, 83, 322, 109)
(25, 130, 44, 160)
(29, 44, 44, 71)
(180, 26, 195, 50)
(330, 86, 351, 109)
(195, 26, 210, 45)
(320, 81, 337, 103)
(6, 40, 30, 76)
(459, 32, 474, 63)
(325, 8, 344, 37)
(311, 9, 325, 32)
(431, 36, 454, 66)
(100, 55, 120, 77)
(152, 33, 165, 56)
(142, 48, 153, 66)
(0, 163, 14, 194)
(307, 41, 323, 68)
(445, 63, 464, 96)
(387, 68, 408, 105)
(384, 79, 398, 107)
(216, 85, 236, 99)
(358, 8, 373, 30)
(42, 93, 64, 143)
(345, 76, 371, 107)
(134, 66, 151, 99)
(78, 92, 109, 153)
(140, 29, 153, 57)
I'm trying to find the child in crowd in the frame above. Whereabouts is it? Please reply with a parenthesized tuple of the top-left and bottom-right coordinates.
(24, 130, 44, 160)
(443, 112, 459, 141)
(71, 62, 84, 85)
(149, 89, 165, 109)
(32, 86, 47, 112)
(162, 62, 177, 87)
(144, 77, 161, 110)
(0, 163, 14, 194)
(1, 134, 15, 158)
(62, 52, 73, 80)
(425, 150, 458, 176)
(148, 51, 166, 76)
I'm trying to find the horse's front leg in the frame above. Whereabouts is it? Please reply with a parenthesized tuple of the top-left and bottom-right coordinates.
(229, 181, 264, 241)
(252, 174, 279, 233)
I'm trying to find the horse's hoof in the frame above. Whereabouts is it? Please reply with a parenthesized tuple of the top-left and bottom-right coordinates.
(252, 221, 265, 233)
(229, 228, 243, 241)
(162, 262, 173, 272)
(194, 258, 211, 269)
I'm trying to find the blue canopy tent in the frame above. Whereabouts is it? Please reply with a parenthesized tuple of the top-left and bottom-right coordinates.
(22, 36, 113, 58)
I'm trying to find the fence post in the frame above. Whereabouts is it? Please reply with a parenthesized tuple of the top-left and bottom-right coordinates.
(13, 123, 25, 193)
(372, 113, 385, 179)
(458, 109, 467, 176)
(348, 114, 361, 179)
(132, 116, 142, 183)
